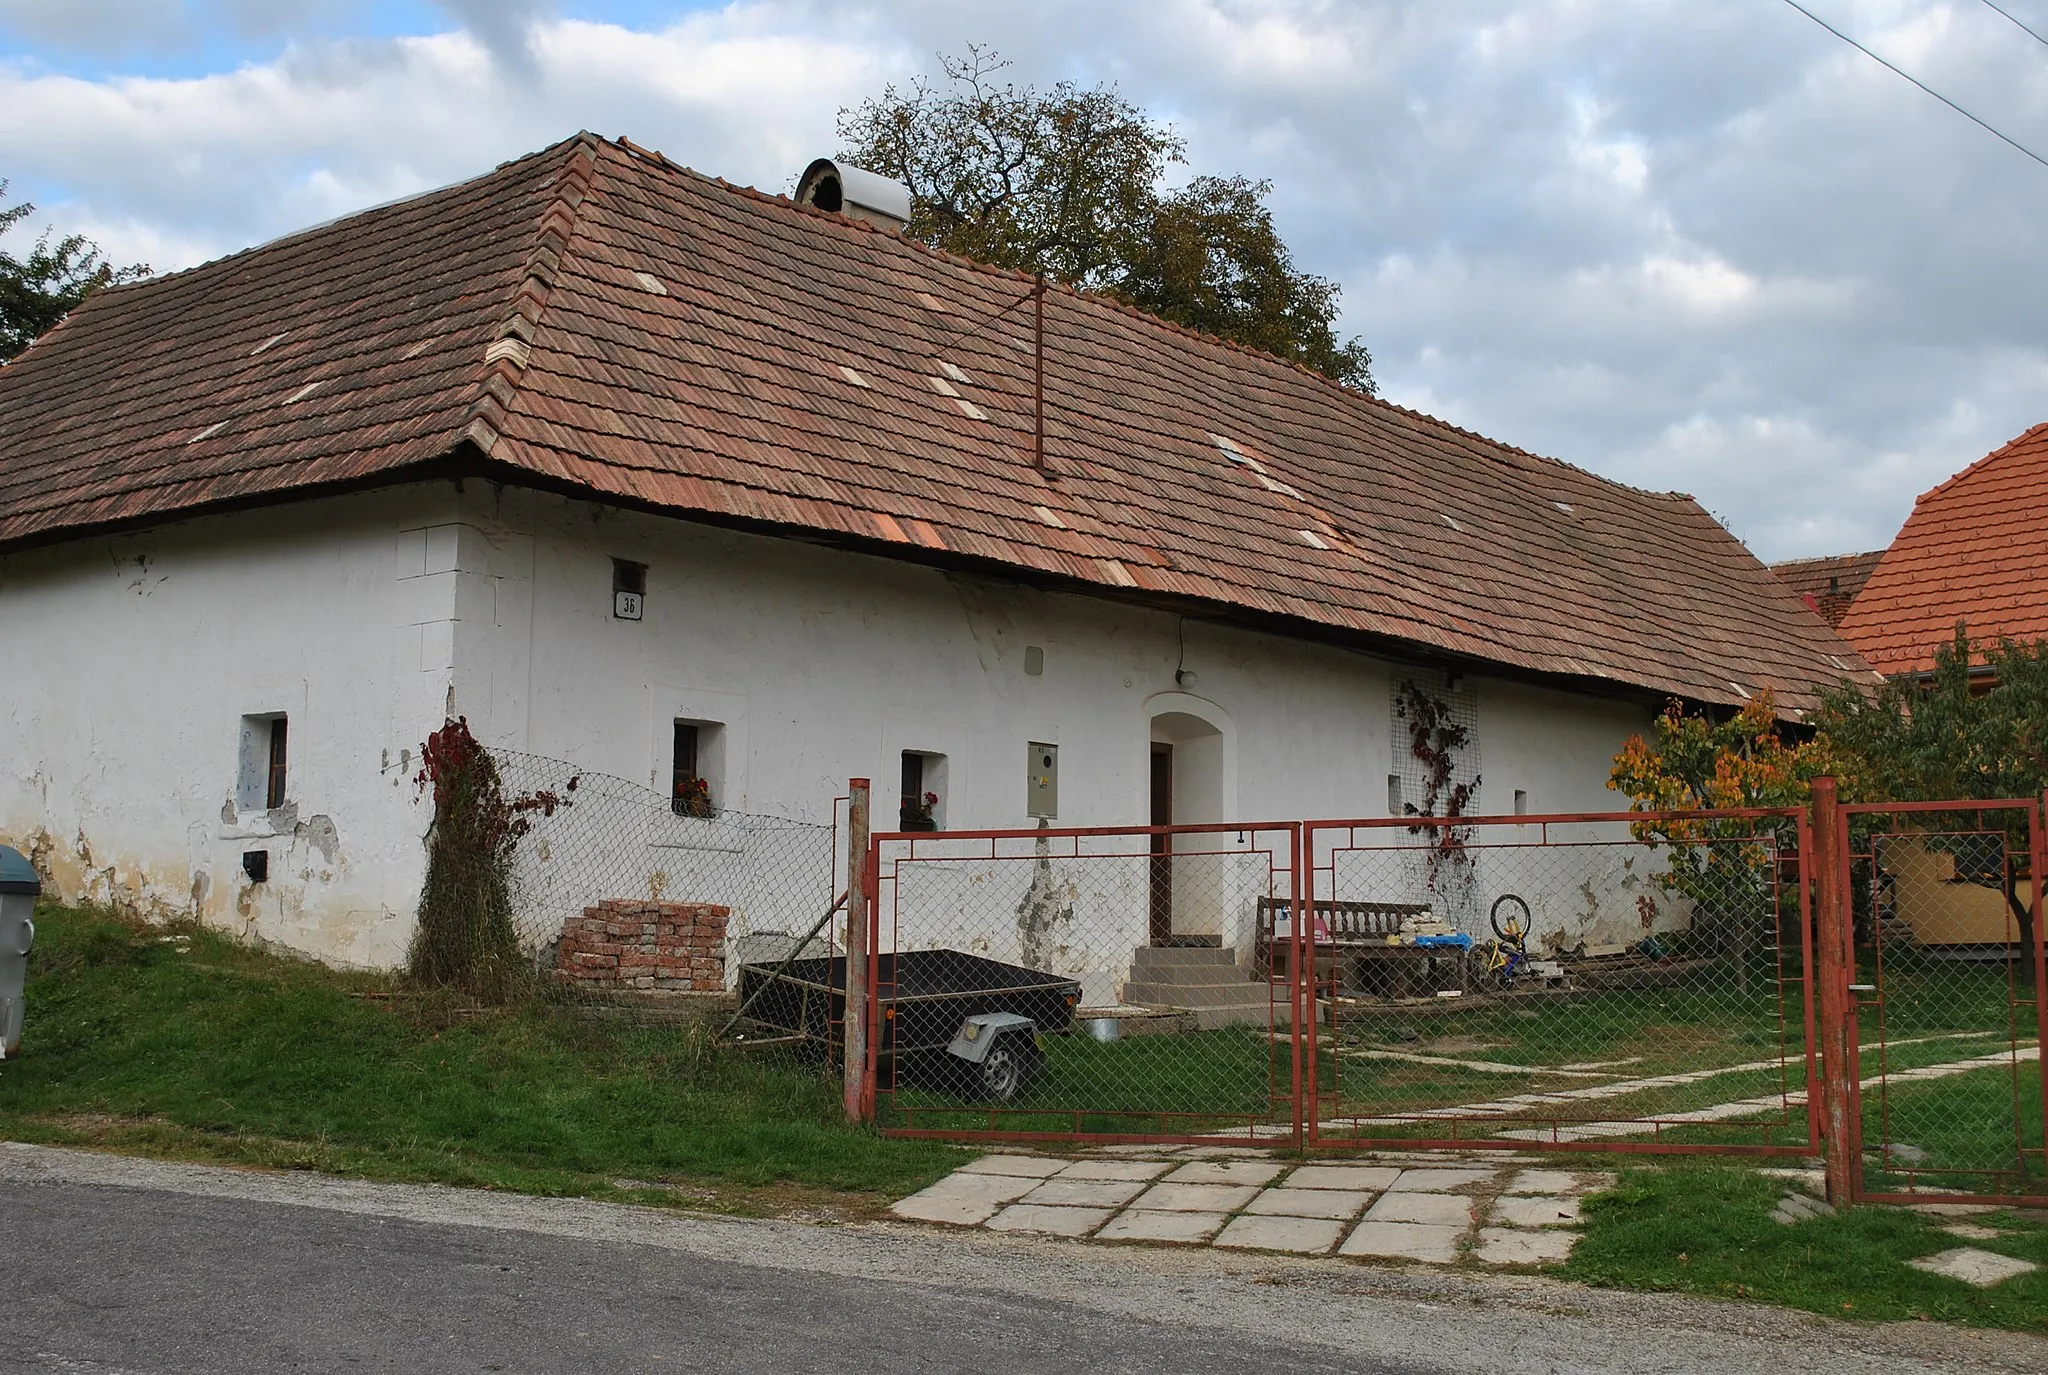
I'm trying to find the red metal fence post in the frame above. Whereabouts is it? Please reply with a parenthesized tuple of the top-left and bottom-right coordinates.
(1811, 776, 1855, 1209)
(2036, 793, 2048, 1174)
(1289, 823, 1306, 1150)
(843, 779, 871, 1125)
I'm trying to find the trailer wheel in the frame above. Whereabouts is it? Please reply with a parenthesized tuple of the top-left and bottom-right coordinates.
(980, 1039, 1029, 1103)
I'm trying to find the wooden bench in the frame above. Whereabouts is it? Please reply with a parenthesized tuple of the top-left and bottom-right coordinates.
(1254, 896, 1467, 998)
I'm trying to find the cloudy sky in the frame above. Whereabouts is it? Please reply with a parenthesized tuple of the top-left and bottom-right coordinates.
(2, 0, 2043, 561)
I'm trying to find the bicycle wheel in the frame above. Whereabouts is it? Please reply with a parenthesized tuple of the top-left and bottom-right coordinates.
(1490, 893, 1532, 945)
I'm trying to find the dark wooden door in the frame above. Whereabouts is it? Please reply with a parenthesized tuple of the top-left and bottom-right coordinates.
(1149, 743, 1173, 945)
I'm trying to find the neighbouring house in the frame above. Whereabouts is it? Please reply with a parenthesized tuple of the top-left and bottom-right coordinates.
(1833, 421, 2048, 685)
(1768, 551, 1883, 629)
(0, 133, 1869, 985)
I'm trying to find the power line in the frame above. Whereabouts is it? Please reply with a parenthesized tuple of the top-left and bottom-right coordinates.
(1977, 0, 2048, 52)
(1778, 0, 2048, 171)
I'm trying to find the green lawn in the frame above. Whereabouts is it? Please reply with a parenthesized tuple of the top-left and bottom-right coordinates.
(1569, 1161, 2048, 1333)
(0, 904, 964, 1209)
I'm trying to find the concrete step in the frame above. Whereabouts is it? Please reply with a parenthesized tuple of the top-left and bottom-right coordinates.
(1129, 946, 1241, 972)
(1122, 978, 1270, 1009)
(1188, 1001, 1296, 1032)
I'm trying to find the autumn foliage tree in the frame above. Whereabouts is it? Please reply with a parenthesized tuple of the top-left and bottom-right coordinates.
(1609, 692, 1831, 982)
(837, 46, 1374, 392)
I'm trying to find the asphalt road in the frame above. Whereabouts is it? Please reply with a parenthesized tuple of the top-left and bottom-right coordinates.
(0, 1145, 2041, 1375)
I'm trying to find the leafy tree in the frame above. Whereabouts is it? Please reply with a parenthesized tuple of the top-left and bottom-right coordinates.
(1814, 626, 2048, 973)
(1609, 691, 1831, 986)
(0, 180, 149, 362)
(838, 46, 1375, 393)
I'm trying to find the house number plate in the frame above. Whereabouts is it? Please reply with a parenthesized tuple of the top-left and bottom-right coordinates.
(614, 590, 644, 621)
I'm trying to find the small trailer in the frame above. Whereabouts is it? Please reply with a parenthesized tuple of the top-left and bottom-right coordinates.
(734, 948, 1081, 1101)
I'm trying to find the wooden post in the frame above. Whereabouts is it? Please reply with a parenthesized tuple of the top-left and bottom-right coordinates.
(843, 779, 871, 1124)
(1811, 775, 1855, 1209)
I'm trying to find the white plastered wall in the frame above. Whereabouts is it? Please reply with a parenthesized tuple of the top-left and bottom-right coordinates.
(450, 485, 1661, 997)
(0, 479, 1664, 975)
(0, 485, 489, 966)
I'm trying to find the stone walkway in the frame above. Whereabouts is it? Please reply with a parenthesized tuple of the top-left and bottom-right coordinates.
(891, 1148, 1610, 1266)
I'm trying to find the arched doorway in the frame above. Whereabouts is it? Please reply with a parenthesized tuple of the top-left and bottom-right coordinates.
(1146, 699, 1233, 946)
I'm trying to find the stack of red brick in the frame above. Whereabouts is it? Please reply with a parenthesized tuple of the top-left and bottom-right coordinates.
(553, 899, 728, 992)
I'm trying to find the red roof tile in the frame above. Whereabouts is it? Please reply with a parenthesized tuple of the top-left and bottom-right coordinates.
(1836, 422, 2048, 676)
(0, 133, 1871, 711)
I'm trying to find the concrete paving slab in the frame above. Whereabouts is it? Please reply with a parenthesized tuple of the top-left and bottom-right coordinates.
(1093, 1144, 1183, 1158)
(1503, 1168, 1601, 1196)
(1173, 1146, 1275, 1159)
(1910, 1202, 1999, 1217)
(1163, 1160, 1286, 1186)
(1907, 1247, 2040, 1287)
(1489, 1195, 1581, 1229)
(1243, 1188, 1374, 1220)
(1095, 1209, 1228, 1244)
(1475, 1227, 1579, 1265)
(986, 1203, 1115, 1237)
(1338, 1220, 1463, 1263)
(1772, 1193, 1830, 1226)
(1386, 1167, 1495, 1192)
(888, 1174, 1040, 1225)
(1053, 1159, 1174, 1182)
(890, 1190, 1008, 1227)
(1942, 1223, 2009, 1242)
(1019, 1178, 1151, 1208)
(1364, 1191, 1475, 1226)
(1283, 1165, 1402, 1192)
(1215, 1214, 1345, 1255)
(957, 1155, 1064, 1178)
(1134, 1182, 1263, 1213)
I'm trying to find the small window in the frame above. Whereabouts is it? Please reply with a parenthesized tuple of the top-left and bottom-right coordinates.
(672, 721, 714, 817)
(237, 713, 288, 811)
(1514, 788, 1528, 816)
(900, 751, 946, 831)
(613, 558, 647, 621)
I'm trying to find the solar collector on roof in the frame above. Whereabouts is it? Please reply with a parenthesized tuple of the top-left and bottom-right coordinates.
(0, 131, 1868, 713)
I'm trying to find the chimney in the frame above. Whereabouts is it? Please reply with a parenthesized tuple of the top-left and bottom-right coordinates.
(795, 159, 912, 234)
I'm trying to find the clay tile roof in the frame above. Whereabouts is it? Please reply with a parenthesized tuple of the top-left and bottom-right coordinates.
(1768, 550, 1884, 628)
(1836, 422, 2048, 677)
(0, 132, 1871, 712)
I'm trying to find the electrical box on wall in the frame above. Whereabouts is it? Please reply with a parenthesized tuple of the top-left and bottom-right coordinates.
(1026, 741, 1058, 818)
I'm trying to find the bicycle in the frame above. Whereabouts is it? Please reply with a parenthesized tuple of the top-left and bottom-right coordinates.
(1480, 893, 1533, 991)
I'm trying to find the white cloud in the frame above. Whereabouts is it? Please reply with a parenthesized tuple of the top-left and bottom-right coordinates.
(3, 0, 2045, 561)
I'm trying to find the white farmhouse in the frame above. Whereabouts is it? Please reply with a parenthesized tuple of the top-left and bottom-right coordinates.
(0, 134, 1866, 982)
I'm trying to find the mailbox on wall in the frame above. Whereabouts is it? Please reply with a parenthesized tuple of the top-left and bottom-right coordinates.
(1026, 741, 1058, 819)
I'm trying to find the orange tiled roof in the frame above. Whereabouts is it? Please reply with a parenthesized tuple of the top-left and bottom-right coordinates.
(1769, 550, 1884, 628)
(0, 133, 1871, 711)
(1837, 422, 2048, 676)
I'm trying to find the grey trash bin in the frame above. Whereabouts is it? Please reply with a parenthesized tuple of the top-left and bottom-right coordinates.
(0, 844, 38, 1059)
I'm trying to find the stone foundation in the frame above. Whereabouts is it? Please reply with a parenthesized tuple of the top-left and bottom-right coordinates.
(554, 899, 728, 992)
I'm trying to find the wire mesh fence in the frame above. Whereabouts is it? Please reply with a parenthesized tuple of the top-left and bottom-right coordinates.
(486, 751, 841, 1015)
(1303, 812, 1817, 1155)
(1843, 802, 2048, 1201)
(866, 823, 1302, 1142)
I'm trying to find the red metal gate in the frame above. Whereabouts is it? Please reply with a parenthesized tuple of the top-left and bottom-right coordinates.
(864, 821, 1305, 1144)
(1300, 809, 1819, 1158)
(1825, 796, 2048, 1205)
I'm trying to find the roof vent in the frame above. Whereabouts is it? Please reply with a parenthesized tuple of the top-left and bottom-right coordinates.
(795, 158, 912, 233)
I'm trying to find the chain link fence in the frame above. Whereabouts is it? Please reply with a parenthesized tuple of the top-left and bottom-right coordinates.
(488, 752, 840, 1011)
(867, 823, 1302, 1142)
(1299, 813, 1817, 1154)
(1845, 803, 2047, 1200)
